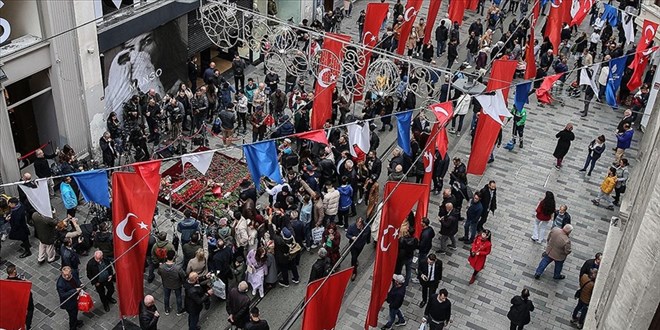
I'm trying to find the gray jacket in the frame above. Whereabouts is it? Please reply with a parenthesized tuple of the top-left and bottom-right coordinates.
(158, 262, 186, 289)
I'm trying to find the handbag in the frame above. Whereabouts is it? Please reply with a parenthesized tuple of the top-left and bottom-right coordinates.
(288, 242, 302, 259)
(574, 279, 592, 299)
(77, 290, 94, 313)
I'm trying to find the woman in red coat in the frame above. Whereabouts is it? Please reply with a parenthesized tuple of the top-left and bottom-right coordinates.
(468, 230, 492, 284)
(323, 223, 341, 264)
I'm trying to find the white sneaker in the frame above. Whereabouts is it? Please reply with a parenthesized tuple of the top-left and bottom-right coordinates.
(357, 198, 363, 204)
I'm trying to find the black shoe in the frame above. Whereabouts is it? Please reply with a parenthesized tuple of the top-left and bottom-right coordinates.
(378, 127, 386, 132)
(38, 259, 46, 265)
(488, 159, 494, 163)
(534, 274, 540, 280)
(19, 251, 32, 258)
(579, 169, 586, 172)
(108, 297, 117, 304)
(458, 237, 467, 241)
(553, 275, 566, 280)
(76, 320, 84, 328)
(104, 304, 110, 312)
(389, 125, 394, 131)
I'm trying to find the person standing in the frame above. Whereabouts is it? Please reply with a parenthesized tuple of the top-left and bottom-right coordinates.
(534, 225, 573, 280)
(459, 193, 483, 244)
(32, 210, 59, 263)
(57, 266, 83, 330)
(579, 253, 602, 278)
(571, 269, 597, 329)
(436, 21, 449, 56)
(438, 203, 459, 254)
(177, 210, 201, 247)
(336, 176, 353, 228)
(612, 158, 629, 206)
(507, 289, 535, 330)
(60, 177, 78, 217)
(381, 274, 407, 329)
(139, 295, 160, 330)
(99, 132, 118, 167)
(591, 167, 617, 210)
(245, 307, 270, 330)
(158, 250, 186, 316)
(417, 218, 436, 271)
(551, 205, 572, 229)
(232, 54, 246, 92)
(184, 272, 212, 330)
(579, 135, 606, 176)
(418, 253, 443, 308)
(468, 230, 492, 284)
(7, 197, 31, 258)
(510, 105, 527, 148)
(227, 281, 251, 329)
(614, 124, 634, 165)
(86, 250, 116, 312)
(6, 264, 34, 329)
(553, 123, 575, 169)
(531, 191, 556, 243)
(447, 38, 459, 69)
(477, 181, 497, 231)
(423, 288, 451, 330)
(346, 217, 369, 281)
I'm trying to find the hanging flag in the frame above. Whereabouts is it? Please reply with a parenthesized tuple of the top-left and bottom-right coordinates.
(570, 0, 580, 19)
(448, 0, 468, 25)
(302, 267, 354, 330)
(71, 170, 110, 207)
(524, 23, 537, 80)
(112, 161, 161, 317)
(423, 0, 443, 44)
(429, 101, 454, 127)
(545, 0, 565, 53)
(536, 73, 565, 104)
(18, 179, 52, 218)
(600, 4, 618, 27)
(395, 111, 413, 156)
(532, 0, 541, 23)
(437, 127, 449, 159)
(396, 0, 424, 55)
(365, 182, 428, 329)
(0, 279, 32, 330)
(413, 123, 439, 239)
(562, 0, 572, 24)
(628, 20, 659, 91)
(347, 121, 371, 162)
(514, 82, 532, 111)
(580, 63, 601, 99)
(621, 12, 635, 45)
(467, 90, 512, 175)
(244, 141, 283, 190)
(606, 55, 629, 107)
(293, 129, 330, 145)
(467, 0, 479, 11)
(486, 59, 519, 102)
(354, 3, 389, 102)
(311, 33, 352, 129)
(181, 150, 215, 175)
(570, 0, 593, 26)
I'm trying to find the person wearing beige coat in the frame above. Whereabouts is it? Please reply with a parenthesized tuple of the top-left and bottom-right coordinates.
(533, 225, 573, 280)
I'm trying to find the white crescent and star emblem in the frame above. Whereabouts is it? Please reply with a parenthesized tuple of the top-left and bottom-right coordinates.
(404, 7, 417, 22)
(433, 106, 449, 118)
(380, 225, 399, 252)
(423, 151, 433, 173)
(551, 0, 562, 9)
(317, 68, 334, 88)
(643, 25, 656, 42)
(115, 213, 148, 242)
(363, 31, 376, 45)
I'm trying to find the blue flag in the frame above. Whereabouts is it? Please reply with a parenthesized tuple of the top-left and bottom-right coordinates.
(244, 141, 282, 190)
(606, 55, 628, 107)
(395, 111, 413, 156)
(600, 5, 619, 27)
(514, 82, 532, 112)
(72, 170, 110, 207)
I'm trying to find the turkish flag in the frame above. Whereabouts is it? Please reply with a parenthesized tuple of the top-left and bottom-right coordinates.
(562, 0, 572, 24)
(467, 91, 511, 175)
(423, 0, 443, 44)
(396, 0, 424, 55)
(571, 0, 593, 26)
(355, 3, 389, 101)
(438, 127, 449, 158)
(448, 0, 468, 25)
(545, 0, 566, 53)
(628, 20, 658, 91)
(429, 101, 454, 127)
(113, 160, 161, 317)
(536, 73, 565, 103)
(293, 129, 329, 145)
(0, 279, 32, 330)
(365, 182, 427, 329)
(486, 59, 518, 102)
(524, 25, 537, 80)
(467, 0, 479, 11)
(413, 123, 440, 239)
(302, 267, 354, 330)
(311, 33, 351, 129)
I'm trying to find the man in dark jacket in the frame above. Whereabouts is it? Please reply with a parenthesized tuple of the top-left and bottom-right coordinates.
(395, 229, 418, 285)
(507, 289, 534, 329)
(57, 266, 82, 330)
(7, 264, 34, 329)
(184, 272, 212, 330)
(34, 148, 57, 196)
(478, 181, 497, 231)
(346, 217, 370, 280)
(309, 248, 331, 282)
(86, 250, 116, 311)
(417, 218, 436, 270)
(438, 189, 457, 217)
(139, 295, 159, 330)
(7, 198, 31, 258)
(210, 239, 233, 287)
(424, 288, 452, 329)
(447, 38, 459, 69)
(460, 193, 483, 244)
(158, 250, 186, 315)
(33, 210, 59, 263)
(579, 253, 602, 278)
(432, 152, 450, 195)
(61, 237, 81, 279)
(383, 274, 407, 329)
(438, 204, 459, 253)
(435, 21, 449, 56)
(93, 222, 114, 259)
(245, 307, 270, 330)
(418, 253, 442, 308)
(227, 281, 251, 329)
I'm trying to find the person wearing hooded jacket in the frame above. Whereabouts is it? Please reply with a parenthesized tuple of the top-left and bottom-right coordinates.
(336, 176, 353, 228)
(449, 94, 471, 136)
(507, 289, 535, 330)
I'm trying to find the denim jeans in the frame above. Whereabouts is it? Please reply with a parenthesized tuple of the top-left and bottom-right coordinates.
(535, 254, 564, 278)
(451, 115, 465, 132)
(384, 306, 405, 327)
(188, 310, 201, 330)
(164, 287, 183, 313)
(582, 152, 598, 174)
(572, 299, 589, 324)
(303, 222, 312, 248)
(463, 218, 477, 241)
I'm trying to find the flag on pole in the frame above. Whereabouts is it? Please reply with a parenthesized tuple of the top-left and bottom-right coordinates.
(536, 73, 565, 104)
(580, 63, 601, 100)
(113, 160, 161, 317)
(396, 0, 424, 55)
(545, 0, 565, 53)
(311, 33, 351, 129)
(72, 170, 111, 207)
(524, 22, 537, 80)
(413, 122, 439, 238)
(293, 129, 330, 145)
(429, 101, 454, 127)
(301, 267, 354, 330)
(365, 182, 428, 329)
(570, 0, 593, 26)
(628, 20, 659, 91)
(347, 121, 371, 162)
(423, 0, 443, 44)
(606, 55, 629, 107)
(448, 0, 468, 25)
(181, 150, 215, 175)
(621, 11, 635, 45)
(600, 4, 619, 27)
(0, 279, 32, 330)
(244, 141, 283, 190)
(395, 111, 413, 156)
(486, 59, 518, 102)
(467, 90, 512, 175)
(354, 3, 389, 102)
(18, 179, 52, 218)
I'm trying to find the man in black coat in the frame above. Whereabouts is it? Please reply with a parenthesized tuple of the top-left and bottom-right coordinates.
(366, 151, 383, 181)
(435, 21, 449, 56)
(437, 189, 457, 217)
(384, 274, 408, 328)
(438, 204, 459, 253)
(139, 295, 159, 330)
(184, 272, 212, 330)
(478, 181, 497, 231)
(86, 250, 116, 311)
(34, 148, 57, 196)
(7, 198, 31, 258)
(432, 152, 450, 195)
(579, 253, 602, 278)
(309, 248, 332, 282)
(424, 289, 452, 329)
(57, 266, 82, 330)
(395, 229, 418, 286)
(7, 264, 34, 329)
(210, 239, 233, 287)
(417, 217, 436, 264)
(418, 253, 443, 308)
(227, 282, 251, 329)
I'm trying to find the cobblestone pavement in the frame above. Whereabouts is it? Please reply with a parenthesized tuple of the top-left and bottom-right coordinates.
(0, 0, 640, 329)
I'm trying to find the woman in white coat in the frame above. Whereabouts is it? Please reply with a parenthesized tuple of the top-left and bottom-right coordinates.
(449, 94, 472, 136)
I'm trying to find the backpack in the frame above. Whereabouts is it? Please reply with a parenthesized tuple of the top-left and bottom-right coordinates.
(154, 245, 168, 262)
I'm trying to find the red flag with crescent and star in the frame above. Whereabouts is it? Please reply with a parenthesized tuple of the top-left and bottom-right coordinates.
(423, 0, 443, 44)
(570, 0, 593, 26)
(628, 20, 659, 91)
(525, 0, 540, 80)
(545, 0, 566, 53)
(365, 182, 427, 329)
(311, 33, 351, 129)
(429, 101, 454, 127)
(412, 123, 442, 239)
(112, 160, 161, 317)
(396, 0, 423, 55)
(354, 2, 389, 102)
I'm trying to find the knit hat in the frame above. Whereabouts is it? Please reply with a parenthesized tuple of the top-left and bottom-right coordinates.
(282, 227, 293, 240)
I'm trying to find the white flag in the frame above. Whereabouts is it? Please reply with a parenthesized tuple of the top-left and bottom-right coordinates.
(579, 63, 601, 100)
(622, 12, 635, 46)
(347, 122, 371, 158)
(475, 90, 512, 125)
(181, 150, 215, 175)
(18, 179, 53, 218)
(571, 0, 581, 18)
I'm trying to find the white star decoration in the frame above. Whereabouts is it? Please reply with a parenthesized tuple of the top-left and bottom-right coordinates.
(330, 74, 337, 81)
(392, 228, 399, 240)
(138, 221, 148, 230)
